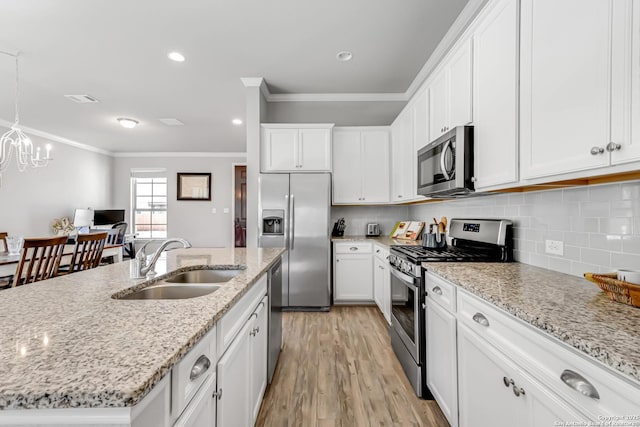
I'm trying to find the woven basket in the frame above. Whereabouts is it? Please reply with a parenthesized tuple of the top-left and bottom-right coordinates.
(584, 272, 640, 308)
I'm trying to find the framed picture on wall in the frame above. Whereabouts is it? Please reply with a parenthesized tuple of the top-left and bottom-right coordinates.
(177, 173, 212, 201)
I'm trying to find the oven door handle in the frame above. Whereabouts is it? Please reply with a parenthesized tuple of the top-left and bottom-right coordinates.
(390, 267, 418, 288)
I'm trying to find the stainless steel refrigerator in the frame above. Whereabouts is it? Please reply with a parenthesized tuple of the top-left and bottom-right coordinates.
(258, 173, 331, 309)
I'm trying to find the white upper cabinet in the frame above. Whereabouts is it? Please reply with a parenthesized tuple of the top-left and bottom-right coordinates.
(611, 0, 640, 165)
(429, 38, 473, 142)
(332, 127, 390, 204)
(520, 0, 614, 178)
(473, 0, 519, 189)
(261, 124, 333, 172)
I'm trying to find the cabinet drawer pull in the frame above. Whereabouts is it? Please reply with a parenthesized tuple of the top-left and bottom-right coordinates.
(512, 385, 525, 397)
(560, 370, 600, 400)
(472, 312, 490, 327)
(190, 355, 211, 381)
(503, 376, 514, 387)
(432, 286, 443, 295)
(350, 247, 358, 251)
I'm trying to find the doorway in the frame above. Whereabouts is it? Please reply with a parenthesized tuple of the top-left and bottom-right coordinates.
(233, 165, 247, 247)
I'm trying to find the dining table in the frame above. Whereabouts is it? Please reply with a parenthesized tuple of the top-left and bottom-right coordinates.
(0, 244, 124, 280)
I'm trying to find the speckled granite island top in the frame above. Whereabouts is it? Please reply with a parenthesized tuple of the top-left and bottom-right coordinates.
(423, 262, 640, 384)
(0, 247, 285, 410)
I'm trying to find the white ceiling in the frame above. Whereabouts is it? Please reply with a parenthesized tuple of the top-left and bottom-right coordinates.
(0, 0, 469, 153)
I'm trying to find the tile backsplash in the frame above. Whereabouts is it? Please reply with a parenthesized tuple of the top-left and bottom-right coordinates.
(407, 181, 640, 277)
(331, 205, 409, 237)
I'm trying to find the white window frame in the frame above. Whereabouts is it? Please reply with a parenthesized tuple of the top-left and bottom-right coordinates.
(130, 170, 168, 239)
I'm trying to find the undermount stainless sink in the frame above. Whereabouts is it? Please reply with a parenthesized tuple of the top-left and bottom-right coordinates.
(165, 269, 244, 284)
(119, 284, 221, 300)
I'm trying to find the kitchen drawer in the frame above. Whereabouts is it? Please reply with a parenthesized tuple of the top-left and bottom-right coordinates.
(457, 289, 640, 419)
(424, 271, 456, 313)
(335, 242, 372, 254)
(217, 273, 267, 355)
(374, 244, 389, 261)
(171, 325, 216, 422)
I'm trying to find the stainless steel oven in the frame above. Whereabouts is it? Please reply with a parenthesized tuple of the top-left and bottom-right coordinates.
(417, 125, 474, 197)
(388, 259, 428, 398)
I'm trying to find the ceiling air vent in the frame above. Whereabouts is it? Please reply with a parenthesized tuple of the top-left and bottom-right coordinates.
(158, 118, 184, 126)
(64, 94, 99, 104)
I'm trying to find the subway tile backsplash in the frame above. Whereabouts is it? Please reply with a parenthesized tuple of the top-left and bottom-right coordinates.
(407, 181, 640, 278)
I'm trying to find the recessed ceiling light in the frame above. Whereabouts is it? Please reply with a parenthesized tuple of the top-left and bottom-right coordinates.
(336, 51, 353, 62)
(168, 52, 185, 62)
(232, 119, 243, 125)
(117, 118, 139, 129)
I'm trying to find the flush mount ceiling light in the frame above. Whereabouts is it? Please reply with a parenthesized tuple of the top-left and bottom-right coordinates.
(167, 51, 185, 62)
(117, 118, 139, 129)
(336, 51, 353, 62)
(232, 119, 243, 125)
(0, 51, 51, 185)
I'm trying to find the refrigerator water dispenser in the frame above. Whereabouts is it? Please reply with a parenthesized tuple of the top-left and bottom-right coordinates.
(262, 210, 284, 235)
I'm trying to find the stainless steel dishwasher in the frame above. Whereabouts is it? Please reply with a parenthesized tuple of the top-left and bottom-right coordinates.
(267, 257, 283, 383)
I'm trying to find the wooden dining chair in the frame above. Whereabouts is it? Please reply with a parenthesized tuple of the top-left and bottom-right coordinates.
(59, 232, 108, 275)
(12, 236, 68, 287)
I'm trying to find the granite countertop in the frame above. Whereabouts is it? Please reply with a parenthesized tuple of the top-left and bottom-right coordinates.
(423, 262, 640, 384)
(0, 247, 285, 410)
(331, 235, 423, 247)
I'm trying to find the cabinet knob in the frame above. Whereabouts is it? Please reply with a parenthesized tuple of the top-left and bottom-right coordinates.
(590, 146, 605, 155)
(503, 376, 514, 387)
(606, 142, 622, 152)
(398, 195, 403, 198)
(512, 385, 525, 397)
(212, 388, 223, 400)
(470, 176, 477, 183)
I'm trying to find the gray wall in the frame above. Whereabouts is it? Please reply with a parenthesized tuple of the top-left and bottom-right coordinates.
(112, 155, 246, 248)
(0, 130, 112, 237)
(408, 181, 640, 277)
(266, 101, 405, 126)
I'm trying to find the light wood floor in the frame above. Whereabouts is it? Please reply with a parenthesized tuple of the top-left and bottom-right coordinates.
(256, 306, 449, 427)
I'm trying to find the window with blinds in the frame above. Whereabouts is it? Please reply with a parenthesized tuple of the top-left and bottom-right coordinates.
(131, 169, 167, 239)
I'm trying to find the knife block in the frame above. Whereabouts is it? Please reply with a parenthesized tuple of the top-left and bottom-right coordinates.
(331, 222, 344, 237)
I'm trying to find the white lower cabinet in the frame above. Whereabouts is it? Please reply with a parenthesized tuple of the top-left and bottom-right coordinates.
(216, 318, 252, 427)
(333, 242, 373, 303)
(426, 299, 458, 427)
(174, 373, 217, 427)
(373, 248, 391, 324)
(457, 323, 587, 427)
(250, 296, 269, 422)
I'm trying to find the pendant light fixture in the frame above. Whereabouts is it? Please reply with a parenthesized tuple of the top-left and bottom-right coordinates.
(0, 51, 51, 185)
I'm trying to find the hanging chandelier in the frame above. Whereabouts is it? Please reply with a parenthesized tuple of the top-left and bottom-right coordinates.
(0, 51, 51, 185)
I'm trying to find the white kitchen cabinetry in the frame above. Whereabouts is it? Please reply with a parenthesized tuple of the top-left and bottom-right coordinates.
(390, 108, 414, 203)
(216, 275, 268, 427)
(425, 273, 458, 427)
(472, 0, 519, 189)
(429, 39, 473, 142)
(520, 0, 620, 179)
(173, 373, 217, 427)
(333, 242, 373, 302)
(373, 244, 391, 324)
(250, 296, 269, 423)
(457, 323, 587, 427)
(332, 127, 390, 204)
(261, 124, 333, 172)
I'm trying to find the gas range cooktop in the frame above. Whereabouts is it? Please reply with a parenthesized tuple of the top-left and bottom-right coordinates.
(390, 245, 496, 263)
(390, 218, 514, 265)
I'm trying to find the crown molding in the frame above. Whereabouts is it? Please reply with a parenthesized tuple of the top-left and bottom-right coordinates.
(241, 77, 271, 100)
(266, 92, 408, 102)
(0, 118, 113, 156)
(112, 152, 247, 158)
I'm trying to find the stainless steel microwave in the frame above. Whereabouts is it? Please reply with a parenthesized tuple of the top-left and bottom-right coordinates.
(417, 126, 474, 197)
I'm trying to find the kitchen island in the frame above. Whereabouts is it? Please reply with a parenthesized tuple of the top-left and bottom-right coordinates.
(0, 247, 284, 423)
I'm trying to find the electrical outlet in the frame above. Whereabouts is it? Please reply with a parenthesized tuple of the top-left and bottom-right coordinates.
(223, 208, 230, 214)
(211, 208, 217, 214)
(545, 239, 564, 256)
